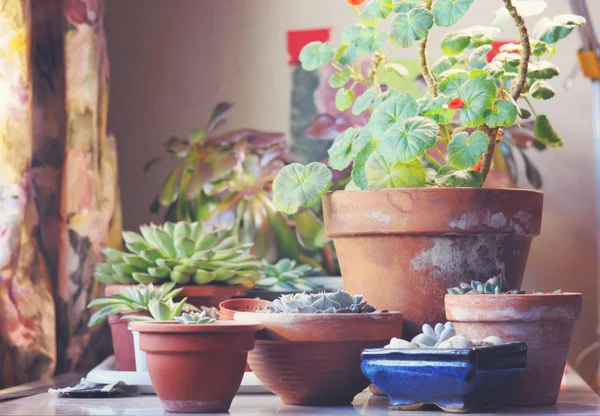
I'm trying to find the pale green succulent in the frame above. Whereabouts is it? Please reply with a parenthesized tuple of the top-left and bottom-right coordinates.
(94, 221, 264, 287)
(124, 297, 190, 322)
(255, 258, 321, 291)
(447, 275, 562, 295)
(411, 323, 456, 348)
(175, 310, 217, 324)
(267, 290, 375, 314)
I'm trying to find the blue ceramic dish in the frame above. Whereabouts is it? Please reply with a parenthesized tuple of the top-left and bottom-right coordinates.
(361, 342, 527, 413)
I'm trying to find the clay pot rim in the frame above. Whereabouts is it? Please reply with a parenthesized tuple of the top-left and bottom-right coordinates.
(234, 310, 402, 321)
(326, 188, 543, 196)
(219, 298, 272, 312)
(446, 292, 581, 300)
(129, 320, 263, 334)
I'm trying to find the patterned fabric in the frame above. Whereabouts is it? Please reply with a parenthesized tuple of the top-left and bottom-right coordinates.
(0, 0, 121, 388)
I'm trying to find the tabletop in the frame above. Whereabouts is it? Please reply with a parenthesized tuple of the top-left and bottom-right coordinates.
(1, 367, 599, 415)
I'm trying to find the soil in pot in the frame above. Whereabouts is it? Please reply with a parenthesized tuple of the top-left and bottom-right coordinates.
(129, 320, 263, 413)
(233, 311, 403, 405)
(322, 188, 543, 339)
(445, 293, 582, 406)
(108, 312, 148, 371)
(105, 284, 246, 308)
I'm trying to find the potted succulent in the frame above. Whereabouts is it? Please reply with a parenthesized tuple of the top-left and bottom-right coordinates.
(445, 275, 582, 406)
(129, 314, 262, 413)
(233, 290, 403, 405)
(95, 221, 264, 307)
(86, 282, 194, 371)
(271, 0, 585, 337)
(145, 102, 338, 275)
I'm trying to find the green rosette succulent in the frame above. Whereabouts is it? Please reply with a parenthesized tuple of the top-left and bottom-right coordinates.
(175, 309, 219, 324)
(447, 274, 562, 294)
(256, 258, 322, 291)
(94, 221, 264, 287)
(267, 290, 376, 314)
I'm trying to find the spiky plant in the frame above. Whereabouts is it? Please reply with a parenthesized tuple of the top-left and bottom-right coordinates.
(175, 309, 218, 324)
(255, 258, 321, 291)
(87, 283, 196, 327)
(447, 275, 562, 294)
(267, 290, 375, 314)
(94, 221, 264, 287)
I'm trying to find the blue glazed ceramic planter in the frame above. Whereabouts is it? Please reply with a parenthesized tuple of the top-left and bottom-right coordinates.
(361, 342, 527, 413)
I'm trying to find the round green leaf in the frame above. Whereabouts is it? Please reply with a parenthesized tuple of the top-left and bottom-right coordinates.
(438, 69, 469, 96)
(299, 41, 335, 71)
(351, 141, 376, 190)
(360, 0, 393, 27)
(530, 80, 555, 100)
(383, 62, 409, 77)
(435, 165, 484, 187)
(531, 40, 549, 57)
(533, 114, 563, 148)
(441, 31, 471, 56)
(378, 116, 440, 164)
(328, 127, 371, 170)
(365, 154, 426, 189)
(418, 96, 454, 124)
(468, 45, 492, 69)
(431, 56, 460, 78)
(356, 27, 387, 54)
(465, 26, 500, 47)
(393, 0, 418, 13)
(433, 0, 475, 27)
(329, 69, 351, 88)
(483, 99, 518, 128)
(335, 88, 355, 111)
(335, 44, 357, 65)
(389, 8, 433, 48)
(527, 61, 559, 80)
(368, 94, 419, 137)
(353, 87, 378, 115)
(448, 131, 488, 169)
(341, 25, 362, 45)
(457, 74, 497, 127)
(273, 163, 332, 214)
(533, 14, 586, 44)
(372, 89, 400, 110)
(294, 210, 330, 251)
(520, 108, 532, 119)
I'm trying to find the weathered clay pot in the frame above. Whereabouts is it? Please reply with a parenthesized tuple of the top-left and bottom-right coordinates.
(322, 188, 543, 338)
(445, 293, 582, 406)
(219, 298, 272, 372)
(108, 312, 147, 371)
(129, 320, 263, 413)
(233, 311, 403, 405)
(105, 284, 245, 308)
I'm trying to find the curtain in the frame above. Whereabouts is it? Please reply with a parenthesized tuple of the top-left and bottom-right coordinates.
(0, 0, 121, 388)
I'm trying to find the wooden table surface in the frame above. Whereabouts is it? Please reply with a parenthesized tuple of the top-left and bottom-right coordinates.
(1, 366, 598, 415)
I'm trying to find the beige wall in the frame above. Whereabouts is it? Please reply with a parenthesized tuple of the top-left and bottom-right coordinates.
(106, 0, 600, 382)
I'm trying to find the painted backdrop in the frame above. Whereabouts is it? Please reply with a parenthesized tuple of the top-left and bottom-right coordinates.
(0, 0, 121, 388)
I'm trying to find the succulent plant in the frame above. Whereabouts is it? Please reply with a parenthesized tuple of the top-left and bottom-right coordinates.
(266, 290, 375, 314)
(145, 102, 339, 275)
(411, 322, 456, 348)
(255, 258, 322, 291)
(385, 322, 505, 349)
(125, 297, 190, 322)
(94, 221, 264, 287)
(174, 309, 218, 324)
(447, 275, 562, 295)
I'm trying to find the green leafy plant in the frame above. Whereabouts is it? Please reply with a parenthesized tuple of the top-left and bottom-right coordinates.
(447, 274, 562, 294)
(145, 103, 338, 274)
(272, 0, 585, 214)
(124, 297, 190, 322)
(266, 290, 376, 313)
(256, 258, 322, 291)
(174, 308, 219, 324)
(87, 282, 194, 327)
(94, 221, 263, 287)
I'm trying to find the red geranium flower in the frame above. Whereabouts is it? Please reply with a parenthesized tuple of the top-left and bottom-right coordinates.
(472, 157, 483, 171)
(347, 0, 366, 5)
(448, 98, 466, 109)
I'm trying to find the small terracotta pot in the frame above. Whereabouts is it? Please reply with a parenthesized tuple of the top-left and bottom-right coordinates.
(445, 293, 582, 406)
(130, 320, 263, 413)
(108, 312, 147, 371)
(219, 298, 271, 372)
(234, 311, 403, 406)
(322, 188, 543, 339)
(105, 284, 246, 308)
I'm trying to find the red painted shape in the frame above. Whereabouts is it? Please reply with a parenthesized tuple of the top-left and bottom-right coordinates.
(287, 28, 331, 66)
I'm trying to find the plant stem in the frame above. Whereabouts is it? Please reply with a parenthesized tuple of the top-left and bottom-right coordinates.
(480, 0, 531, 182)
(424, 153, 443, 169)
(441, 124, 452, 143)
(524, 96, 539, 117)
(434, 145, 447, 164)
(418, 0, 437, 97)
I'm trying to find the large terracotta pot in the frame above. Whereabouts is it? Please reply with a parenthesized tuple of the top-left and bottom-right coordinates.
(107, 312, 147, 371)
(322, 188, 543, 338)
(105, 284, 246, 308)
(445, 293, 582, 406)
(130, 321, 263, 413)
(233, 311, 403, 405)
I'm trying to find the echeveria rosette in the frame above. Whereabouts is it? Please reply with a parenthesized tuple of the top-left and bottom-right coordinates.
(271, 0, 585, 215)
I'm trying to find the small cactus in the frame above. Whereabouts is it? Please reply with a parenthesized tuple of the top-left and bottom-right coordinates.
(267, 290, 375, 314)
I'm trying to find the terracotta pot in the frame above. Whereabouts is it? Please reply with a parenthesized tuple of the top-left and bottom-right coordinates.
(105, 284, 246, 308)
(322, 188, 543, 339)
(108, 312, 148, 371)
(130, 320, 263, 413)
(445, 293, 582, 406)
(233, 311, 403, 405)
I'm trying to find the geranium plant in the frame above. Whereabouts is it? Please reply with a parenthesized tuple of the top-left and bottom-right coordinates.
(272, 0, 585, 214)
